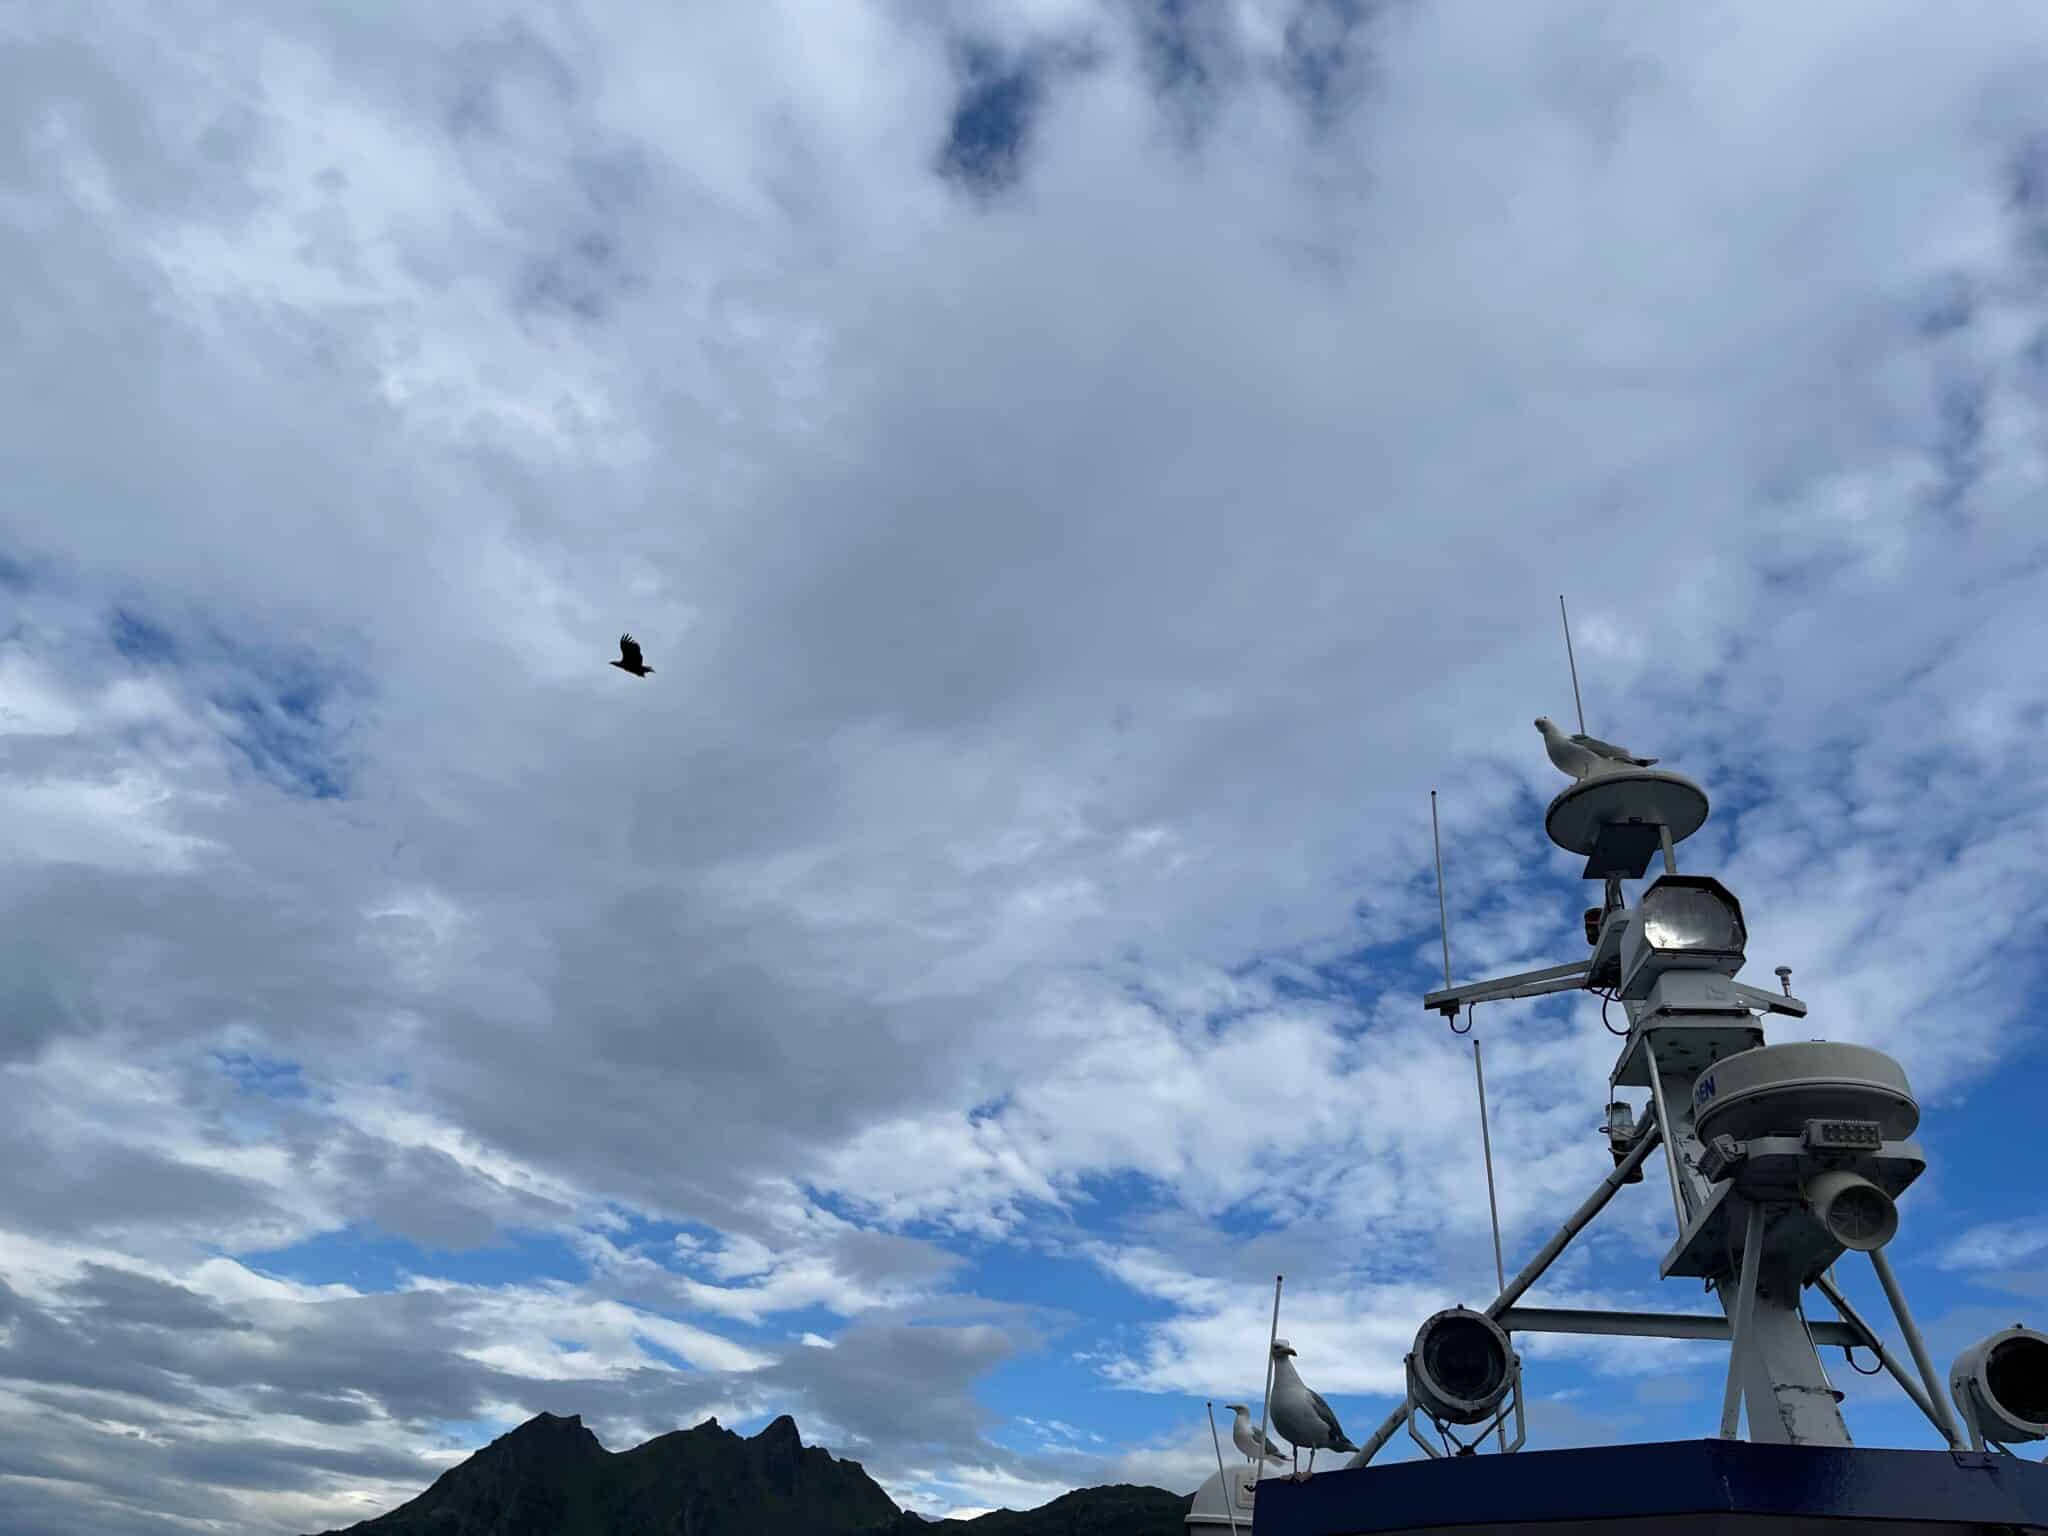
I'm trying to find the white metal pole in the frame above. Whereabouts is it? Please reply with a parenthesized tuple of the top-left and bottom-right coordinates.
(1474, 1040, 1508, 1299)
(1868, 1248, 1967, 1448)
(1431, 790, 1453, 990)
(1720, 1201, 1766, 1439)
(1206, 1402, 1242, 1536)
(1812, 1270, 1952, 1440)
(1492, 1124, 1660, 1320)
(1348, 1125, 1663, 1469)
(1638, 1036, 1693, 1226)
(1255, 1275, 1283, 1490)
(1560, 595, 1587, 736)
(1473, 1036, 1509, 1452)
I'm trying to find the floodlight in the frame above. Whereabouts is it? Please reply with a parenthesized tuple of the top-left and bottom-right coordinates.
(1950, 1326, 2048, 1446)
(1409, 1307, 1516, 1426)
(1604, 1101, 1644, 1183)
(1618, 875, 1748, 1000)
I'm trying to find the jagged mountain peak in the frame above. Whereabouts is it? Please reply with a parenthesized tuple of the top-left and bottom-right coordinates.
(488, 1411, 604, 1453)
(305, 1411, 1187, 1536)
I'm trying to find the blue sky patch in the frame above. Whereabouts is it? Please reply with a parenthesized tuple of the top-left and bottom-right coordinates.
(212, 677, 351, 799)
(240, 1226, 590, 1293)
(111, 606, 180, 664)
(214, 1050, 309, 1100)
(940, 45, 1044, 192)
(963, 1238, 1175, 1334)
(0, 548, 37, 592)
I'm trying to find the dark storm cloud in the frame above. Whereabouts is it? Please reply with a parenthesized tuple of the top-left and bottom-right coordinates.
(0, 1275, 216, 1410)
(60, 1264, 253, 1333)
(244, 1385, 384, 1428)
(762, 1311, 1046, 1452)
(327, 1136, 576, 1252)
(1, 1275, 491, 1433)
(824, 1229, 970, 1291)
(0, 1134, 289, 1241)
(160, 1435, 433, 1494)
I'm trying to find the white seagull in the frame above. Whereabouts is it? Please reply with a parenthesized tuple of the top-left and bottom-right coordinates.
(1535, 716, 1658, 781)
(1226, 1403, 1286, 1466)
(1268, 1339, 1358, 1481)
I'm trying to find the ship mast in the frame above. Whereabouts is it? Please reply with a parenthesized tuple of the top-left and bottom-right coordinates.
(1187, 658, 2048, 1536)
(1345, 713, 1987, 1463)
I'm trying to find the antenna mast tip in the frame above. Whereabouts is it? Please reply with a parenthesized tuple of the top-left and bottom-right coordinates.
(1559, 595, 1588, 736)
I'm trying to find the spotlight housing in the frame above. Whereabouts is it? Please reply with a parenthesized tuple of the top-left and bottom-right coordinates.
(1408, 1307, 1517, 1426)
(1950, 1326, 2048, 1447)
(1618, 875, 1748, 1000)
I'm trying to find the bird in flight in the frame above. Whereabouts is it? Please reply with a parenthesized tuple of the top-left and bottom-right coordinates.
(610, 634, 653, 677)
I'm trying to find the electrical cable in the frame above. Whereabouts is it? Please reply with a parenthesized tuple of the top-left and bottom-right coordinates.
(1599, 989, 1629, 1035)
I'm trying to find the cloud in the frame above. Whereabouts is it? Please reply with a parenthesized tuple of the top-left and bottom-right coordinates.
(758, 1307, 1048, 1453)
(1937, 1219, 2048, 1273)
(6, 0, 2048, 1528)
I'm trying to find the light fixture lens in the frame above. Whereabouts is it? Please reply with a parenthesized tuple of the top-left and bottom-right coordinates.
(1642, 886, 1744, 953)
(1410, 1309, 1516, 1424)
(1986, 1336, 2048, 1426)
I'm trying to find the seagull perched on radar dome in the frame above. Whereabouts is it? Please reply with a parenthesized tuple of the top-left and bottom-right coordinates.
(610, 633, 653, 678)
(1226, 1403, 1286, 1466)
(1535, 716, 1657, 781)
(1268, 1339, 1357, 1481)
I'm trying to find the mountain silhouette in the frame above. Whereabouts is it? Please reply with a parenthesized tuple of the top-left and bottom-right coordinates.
(303, 1411, 1190, 1536)
(885, 1482, 1194, 1533)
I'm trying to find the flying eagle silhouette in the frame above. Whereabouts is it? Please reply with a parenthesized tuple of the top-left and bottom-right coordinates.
(610, 634, 652, 677)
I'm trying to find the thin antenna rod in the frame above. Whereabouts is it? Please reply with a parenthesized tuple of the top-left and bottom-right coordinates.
(1560, 595, 1587, 736)
(1255, 1276, 1284, 1489)
(1442, 786, 1508, 1452)
(1205, 1403, 1243, 1536)
(1430, 790, 1452, 990)
(1473, 1037, 1509, 1452)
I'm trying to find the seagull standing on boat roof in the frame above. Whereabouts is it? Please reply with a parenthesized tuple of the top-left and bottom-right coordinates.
(1226, 1403, 1286, 1466)
(1268, 1339, 1357, 1481)
(1535, 716, 1657, 781)
(610, 633, 653, 677)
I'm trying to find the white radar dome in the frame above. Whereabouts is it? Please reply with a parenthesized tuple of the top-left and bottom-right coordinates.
(1692, 1042, 1917, 1145)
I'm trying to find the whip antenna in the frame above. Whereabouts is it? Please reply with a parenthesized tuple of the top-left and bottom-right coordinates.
(1431, 790, 1453, 992)
(1205, 1404, 1242, 1535)
(1436, 788, 1510, 1450)
(1560, 594, 1587, 736)
(1255, 1275, 1283, 1490)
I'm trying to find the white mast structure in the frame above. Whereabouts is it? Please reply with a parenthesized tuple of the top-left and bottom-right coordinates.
(1338, 720, 2048, 1465)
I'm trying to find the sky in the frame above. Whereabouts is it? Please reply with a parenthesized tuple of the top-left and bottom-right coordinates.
(4, 0, 2048, 1530)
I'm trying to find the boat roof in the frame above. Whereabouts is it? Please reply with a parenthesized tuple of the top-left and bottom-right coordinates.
(1244, 1438, 2048, 1534)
